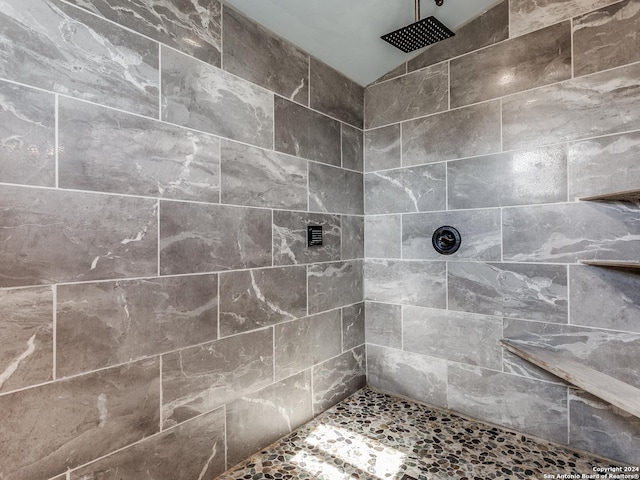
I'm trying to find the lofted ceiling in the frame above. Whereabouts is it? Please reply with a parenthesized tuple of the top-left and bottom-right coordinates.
(223, 0, 502, 86)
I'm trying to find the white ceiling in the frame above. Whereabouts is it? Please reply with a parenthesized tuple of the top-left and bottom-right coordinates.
(223, 0, 501, 86)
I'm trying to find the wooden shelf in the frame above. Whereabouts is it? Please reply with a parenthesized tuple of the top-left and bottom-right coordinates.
(579, 188, 640, 202)
(579, 260, 640, 270)
(501, 340, 640, 419)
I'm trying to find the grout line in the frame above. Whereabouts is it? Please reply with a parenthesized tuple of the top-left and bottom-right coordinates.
(219, 140, 223, 204)
(567, 265, 572, 325)
(157, 201, 161, 276)
(445, 262, 449, 311)
(158, 43, 162, 121)
(217, 275, 221, 339)
(52, 285, 57, 380)
(447, 60, 451, 111)
(159, 355, 163, 431)
(445, 160, 449, 211)
(54, 95, 59, 189)
(500, 207, 504, 262)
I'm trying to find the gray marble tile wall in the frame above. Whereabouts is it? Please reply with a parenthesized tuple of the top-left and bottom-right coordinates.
(0, 1, 365, 477)
(364, 0, 640, 465)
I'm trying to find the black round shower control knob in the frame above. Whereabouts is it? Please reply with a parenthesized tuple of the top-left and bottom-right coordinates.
(432, 226, 461, 255)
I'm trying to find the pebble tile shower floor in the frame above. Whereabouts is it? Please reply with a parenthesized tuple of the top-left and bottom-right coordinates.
(216, 387, 626, 480)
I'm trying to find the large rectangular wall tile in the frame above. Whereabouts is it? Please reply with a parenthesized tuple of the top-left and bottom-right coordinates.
(313, 345, 366, 414)
(0, 286, 53, 393)
(342, 302, 365, 351)
(364, 63, 448, 129)
(568, 131, 640, 200)
(0, 82, 54, 187)
(403, 306, 502, 370)
(70, 408, 226, 480)
(450, 22, 571, 108)
(408, 1, 509, 72)
(570, 264, 640, 333)
(310, 58, 364, 128)
(364, 124, 401, 172)
(502, 63, 640, 151)
(448, 364, 568, 444)
(274, 310, 342, 381)
(227, 370, 313, 467)
(365, 260, 446, 308)
(342, 124, 363, 172)
(57, 275, 218, 377)
(365, 164, 446, 214)
(0, 359, 160, 480)
(341, 215, 364, 260)
(448, 145, 568, 209)
(161, 329, 273, 428)
(161, 46, 273, 148)
(365, 302, 402, 349)
(0, 186, 158, 287)
(59, 98, 221, 202)
(574, 0, 640, 77)
(222, 6, 308, 103)
(221, 140, 307, 210)
(273, 211, 341, 266)
(308, 260, 363, 314)
(0, 0, 159, 117)
(503, 202, 640, 263)
(365, 215, 401, 259)
(159, 201, 271, 275)
(274, 97, 341, 166)
(448, 262, 568, 323)
(402, 101, 501, 166)
(66, 0, 221, 67)
(403, 210, 501, 261)
(366, 345, 447, 408)
(569, 391, 640, 466)
(309, 162, 363, 215)
(219, 266, 307, 337)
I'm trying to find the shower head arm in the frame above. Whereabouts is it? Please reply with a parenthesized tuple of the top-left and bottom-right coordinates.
(415, 0, 420, 22)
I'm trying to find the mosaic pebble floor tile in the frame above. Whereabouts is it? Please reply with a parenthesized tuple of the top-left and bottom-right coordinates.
(215, 387, 625, 480)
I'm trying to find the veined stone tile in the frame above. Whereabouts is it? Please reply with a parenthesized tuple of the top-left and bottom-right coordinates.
(448, 145, 568, 209)
(366, 345, 447, 408)
(66, 0, 221, 67)
(0, 82, 54, 187)
(161, 328, 273, 428)
(365, 164, 446, 215)
(569, 391, 640, 466)
(219, 266, 307, 337)
(402, 101, 501, 166)
(574, 0, 640, 77)
(408, 1, 509, 72)
(364, 124, 401, 172)
(502, 63, 640, 151)
(364, 63, 448, 129)
(403, 306, 503, 370)
(0, 286, 53, 393)
(342, 302, 365, 351)
(309, 162, 364, 215)
(342, 123, 363, 172)
(161, 46, 273, 148)
(0, 359, 160, 480)
(365, 215, 401, 259)
(402, 209, 501, 261)
(159, 201, 272, 275)
(450, 22, 571, 108)
(227, 370, 313, 467)
(365, 302, 402, 349)
(220, 140, 307, 210)
(308, 260, 363, 314)
(341, 215, 364, 260)
(223, 6, 307, 103)
(568, 130, 640, 200)
(274, 97, 341, 166)
(0, 0, 159, 117)
(59, 98, 220, 202)
(272, 211, 341, 266)
(448, 364, 568, 444)
(70, 408, 226, 480)
(0, 186, 158, 287)
(310, 58, 364, 128)
(274, 310, 342, 381)
(365, 260, 446, 308)
(56, 275, 218, 377)
(448, 262, 568, 323)
(502, 202, 640, 263)
(313, 345, 366, 413)
(570, 264, 640, 333)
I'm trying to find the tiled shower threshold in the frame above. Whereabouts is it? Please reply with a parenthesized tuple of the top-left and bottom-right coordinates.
(216, 387, 627, 480)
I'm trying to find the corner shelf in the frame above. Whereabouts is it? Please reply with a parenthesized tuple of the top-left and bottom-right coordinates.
(579, 260, 640, 270)
(579, 188, 640, 202)
(501, 340, 640, 419)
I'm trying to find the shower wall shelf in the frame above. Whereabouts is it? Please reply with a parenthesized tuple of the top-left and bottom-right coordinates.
(579, 188, 640, 202)
(500, 340, 640, 419)
(579, 260, 640, 269)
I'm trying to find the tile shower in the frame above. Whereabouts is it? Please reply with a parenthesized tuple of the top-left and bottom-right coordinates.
(0, 1, 637, 480)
